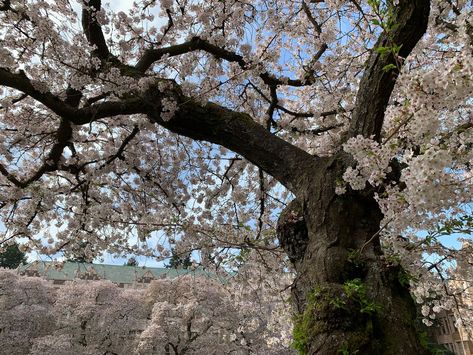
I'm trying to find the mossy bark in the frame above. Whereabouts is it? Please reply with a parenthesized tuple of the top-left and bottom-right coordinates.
(278, 155, 428, 355)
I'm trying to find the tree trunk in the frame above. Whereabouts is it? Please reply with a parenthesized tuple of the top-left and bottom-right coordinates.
(278, 154, 427, 355)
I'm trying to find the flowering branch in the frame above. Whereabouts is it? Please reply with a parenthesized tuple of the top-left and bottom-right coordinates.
(348, 0, 430, 141)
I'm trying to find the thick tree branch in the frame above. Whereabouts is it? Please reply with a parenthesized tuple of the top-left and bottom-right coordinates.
(0, 65, 314, 192)
(145, 90, 315, 192)
(81, 0, 110, 60)
(0, 67, 148, 124)
(348, 0, 430, 141)
(290, 123, 344, 136)
(136, 37, 313, 87)
(0, 93, 27, 109)
(0, 0, 11, 11)
(76, 98, 144, 124)
(0, 68, 79, 119)
(76, 84, 316, 192)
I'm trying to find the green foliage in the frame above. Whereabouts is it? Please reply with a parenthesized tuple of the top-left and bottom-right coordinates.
(385, 253, 401, 265)
(419, 330, 429, 349)
(368, 0, 402, 72)
(366, 0, 381, 12)
(423, 213, 473, 248)
(375, 46, 392, 55)
(397, 268, 417, 287)
(292, 280, 381, 354)
(329, 296, 346, 309)
(382, 63, 397, 73)
(125, 257, 138, 266)
(337, 344, 360, 355)
(292, 288, 321, 354)
(343, 279, 364, 298)
(343, 279, 382, 315)
(437, 214, 473, 236)
(165, 249, 192, 269)
(292, 314, 310, 355)
(347, 249, 364, 268)
(0, 243, 27, 269)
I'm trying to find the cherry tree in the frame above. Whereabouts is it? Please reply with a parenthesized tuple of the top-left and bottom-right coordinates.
(0, 0, 472, 353)
(35, 279, 149, 355)
(137, 273, 292, 354)
(0, 268, 292, 354)
(0, 270, 55, 354)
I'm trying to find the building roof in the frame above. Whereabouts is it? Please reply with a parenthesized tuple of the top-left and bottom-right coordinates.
(17, 261, 215, 284)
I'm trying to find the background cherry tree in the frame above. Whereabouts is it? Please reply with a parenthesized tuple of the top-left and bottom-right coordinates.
(0, 268, 292, 354)
(0, 0, 472, 352)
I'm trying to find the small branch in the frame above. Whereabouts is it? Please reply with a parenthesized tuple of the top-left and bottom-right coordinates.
(0, 93, 27, 109)
(249, 81, 345, 118)
(0, 119, 73, 188)
(157, 8, 174, 46)
(266, 85, 278, 129)
(101, 126, 140, 167)
(256, 168, 266, 240)
(360, 218, 393, 253)
(383, 114, 414, 143)
(290, 123, 344, 136)
(302, 1, 322, 34)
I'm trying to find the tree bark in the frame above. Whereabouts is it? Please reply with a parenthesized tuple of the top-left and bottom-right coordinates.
(278, 154, 427, 354)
